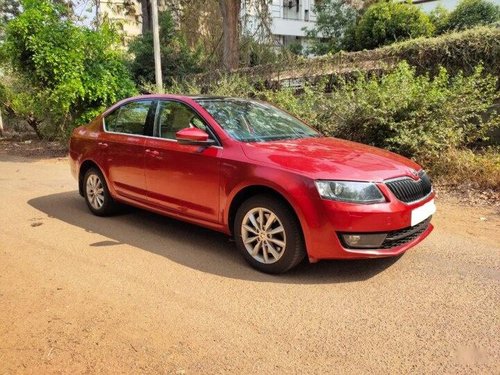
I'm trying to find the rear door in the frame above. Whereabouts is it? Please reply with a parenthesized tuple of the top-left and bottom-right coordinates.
(101, 100, 154, 203)
(144, 100, 221, 224)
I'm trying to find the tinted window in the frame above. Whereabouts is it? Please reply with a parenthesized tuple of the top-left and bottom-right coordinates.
(156, 101, 208, 140)
(104, 101, 152, 135)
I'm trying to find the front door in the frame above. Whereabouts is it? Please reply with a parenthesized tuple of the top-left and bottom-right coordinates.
(144, 100, 221, 224)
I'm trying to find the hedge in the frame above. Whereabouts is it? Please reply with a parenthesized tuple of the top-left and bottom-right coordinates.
(185, 26, 500, 89)
(380, 25, 500, 76)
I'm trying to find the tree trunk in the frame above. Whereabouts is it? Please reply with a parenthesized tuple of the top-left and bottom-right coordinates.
(27, 113, 43, 139)
(219, 0, 241, 71)
(141, 0, 152, 33)
(0, 108, 4, 137)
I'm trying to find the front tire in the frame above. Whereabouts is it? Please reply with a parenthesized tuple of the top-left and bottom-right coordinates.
(234, 195, 306, 274)
(83, 168, 117, 216)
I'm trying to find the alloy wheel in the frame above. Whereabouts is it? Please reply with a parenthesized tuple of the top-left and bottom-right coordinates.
(241, 207, 287, 264)
(86, 174, 105, 210)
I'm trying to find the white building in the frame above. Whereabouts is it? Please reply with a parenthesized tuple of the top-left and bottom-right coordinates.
(96, 0, 143, 40)
(242, 0, 319, 49)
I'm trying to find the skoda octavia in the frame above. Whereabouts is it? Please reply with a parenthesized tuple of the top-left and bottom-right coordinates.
(69, 95, 435, 273)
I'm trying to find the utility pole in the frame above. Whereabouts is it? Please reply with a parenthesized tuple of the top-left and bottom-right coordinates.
(150, 0, 163, 93)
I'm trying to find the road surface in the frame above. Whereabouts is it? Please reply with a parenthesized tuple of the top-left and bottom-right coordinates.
(0, 155, 499, 374)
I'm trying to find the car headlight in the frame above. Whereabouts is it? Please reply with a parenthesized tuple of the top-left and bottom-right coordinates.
(315, 180, 386, 204)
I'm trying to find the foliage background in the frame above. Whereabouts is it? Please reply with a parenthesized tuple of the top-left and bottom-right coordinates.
(0, 0, 136, 139)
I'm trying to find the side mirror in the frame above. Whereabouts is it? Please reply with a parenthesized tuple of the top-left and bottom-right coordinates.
(175, 128, 215, 146)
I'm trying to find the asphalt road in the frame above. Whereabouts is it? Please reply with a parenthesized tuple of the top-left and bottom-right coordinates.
(0, 155, 499, 374)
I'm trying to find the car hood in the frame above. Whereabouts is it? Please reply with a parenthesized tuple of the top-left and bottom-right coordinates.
(241, 137, 422, 181)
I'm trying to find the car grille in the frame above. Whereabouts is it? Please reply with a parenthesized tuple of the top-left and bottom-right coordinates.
(380, 217, 432, 249)
(385, 170, 432, 203)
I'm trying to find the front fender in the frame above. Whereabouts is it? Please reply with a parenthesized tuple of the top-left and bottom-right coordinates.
(221, 162, 322, 254)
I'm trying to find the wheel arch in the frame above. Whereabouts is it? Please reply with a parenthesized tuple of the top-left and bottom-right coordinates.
(227, 184, 306, 240)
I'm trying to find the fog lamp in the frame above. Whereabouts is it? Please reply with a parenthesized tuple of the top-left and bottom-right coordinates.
(341, 233, 387, 249)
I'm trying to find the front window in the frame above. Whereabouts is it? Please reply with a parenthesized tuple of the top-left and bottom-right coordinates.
(155, 101, 209, 140)
(196, 99, 320, 142)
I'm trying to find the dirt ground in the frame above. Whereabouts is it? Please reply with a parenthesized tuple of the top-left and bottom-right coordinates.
(0, 154, 499, 374)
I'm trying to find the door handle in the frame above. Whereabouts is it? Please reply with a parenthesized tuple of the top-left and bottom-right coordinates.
(97, 142, 108, 148)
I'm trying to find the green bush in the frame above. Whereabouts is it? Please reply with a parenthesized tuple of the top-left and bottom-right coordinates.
(320, 63, 499, 164)
(445, 0, 500, 31)
(354, 1, 435, 50)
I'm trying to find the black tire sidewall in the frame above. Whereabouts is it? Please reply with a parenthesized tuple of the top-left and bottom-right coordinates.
(234, 195, 305, 274)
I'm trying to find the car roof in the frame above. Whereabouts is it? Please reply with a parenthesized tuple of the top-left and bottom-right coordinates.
(122, 94, 251, 102)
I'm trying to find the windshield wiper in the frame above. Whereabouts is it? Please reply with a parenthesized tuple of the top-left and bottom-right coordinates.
(239, 133, 321, 143)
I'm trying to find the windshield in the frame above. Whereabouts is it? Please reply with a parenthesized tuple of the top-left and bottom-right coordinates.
(196, 99, 320, 142)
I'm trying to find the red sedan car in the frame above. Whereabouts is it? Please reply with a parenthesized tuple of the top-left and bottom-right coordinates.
(69, 95, 435, 273)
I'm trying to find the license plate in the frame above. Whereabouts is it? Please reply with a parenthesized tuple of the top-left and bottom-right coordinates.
(411, 199, 436, 227)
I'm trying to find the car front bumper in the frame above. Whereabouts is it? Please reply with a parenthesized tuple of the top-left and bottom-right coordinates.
(304, 192, 435, 261)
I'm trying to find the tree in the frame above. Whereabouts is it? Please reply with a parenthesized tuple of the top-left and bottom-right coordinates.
(1, 0, 136, 139)
(354, 1, 434, 50)
(128, 10, 202, 86)
(140, 0, 152, 33)
(304, 0, 359, 55)
(0, 76, 48, 138)
(444, 0, 500, 31)
(429, 5, 450, 35)
(219, 0, 240, 70)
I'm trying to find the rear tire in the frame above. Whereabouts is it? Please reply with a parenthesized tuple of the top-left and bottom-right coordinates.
(234, 195, 306, 274)
(83, 168, 118, 216)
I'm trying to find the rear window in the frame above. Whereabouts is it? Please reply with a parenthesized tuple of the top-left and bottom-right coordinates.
(104, 101, 152, 135)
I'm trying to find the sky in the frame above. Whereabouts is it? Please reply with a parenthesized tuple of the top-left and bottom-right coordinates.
(416, 0, 500, 12)
(418, 0, 462, 12)
(72, 0, 96, 26)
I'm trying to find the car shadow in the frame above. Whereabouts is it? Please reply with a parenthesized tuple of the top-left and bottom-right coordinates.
(28, 191, 402, 284)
